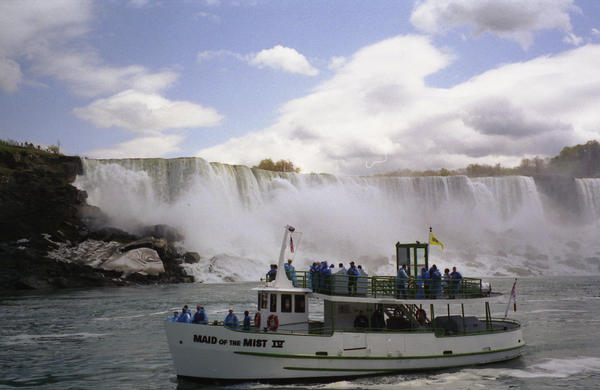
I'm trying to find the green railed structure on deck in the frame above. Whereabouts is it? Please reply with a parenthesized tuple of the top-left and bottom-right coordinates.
(287, 241, 488, 299)
(291, 272, 486, 299)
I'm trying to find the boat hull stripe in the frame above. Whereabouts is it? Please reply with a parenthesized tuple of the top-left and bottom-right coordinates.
(234, 343, 524, 360)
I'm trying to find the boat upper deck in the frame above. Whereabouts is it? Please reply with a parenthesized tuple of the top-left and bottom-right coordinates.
(290, 271, 494, 301)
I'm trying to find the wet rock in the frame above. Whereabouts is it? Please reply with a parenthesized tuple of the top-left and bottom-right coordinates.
(0, 146, 193, 290)
(183, 252, 201, 264)
(135, 224, 183, 242)
(101, 247, 165, 276)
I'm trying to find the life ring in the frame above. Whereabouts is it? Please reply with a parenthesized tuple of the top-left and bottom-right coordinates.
(416, 308, 427, 325)
(254, 312, 261, 328)
(267, 314, 279, 331)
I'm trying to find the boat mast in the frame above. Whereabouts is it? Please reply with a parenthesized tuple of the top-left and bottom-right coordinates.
(272, 225, 295, 288)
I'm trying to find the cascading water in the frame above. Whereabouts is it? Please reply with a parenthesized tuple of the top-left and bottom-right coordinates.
(74, 158, 600, 281)
(576, 179, 600, 225)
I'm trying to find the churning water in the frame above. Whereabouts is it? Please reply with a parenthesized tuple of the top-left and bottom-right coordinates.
(74, 158, 600, 280)
(1, 277, 599, 389)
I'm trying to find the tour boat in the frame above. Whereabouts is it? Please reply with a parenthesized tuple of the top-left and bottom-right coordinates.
(165, 225, 524, 382)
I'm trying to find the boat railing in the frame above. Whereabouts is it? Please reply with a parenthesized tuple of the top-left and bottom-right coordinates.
(292, 271, 487, 299)
(189, 317, 519, 337)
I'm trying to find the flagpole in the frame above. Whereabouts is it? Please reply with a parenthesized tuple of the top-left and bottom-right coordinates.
(504, 278, 517, 319)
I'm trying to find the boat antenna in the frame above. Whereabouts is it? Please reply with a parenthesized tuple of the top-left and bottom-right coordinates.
(273, 225, 295, 288)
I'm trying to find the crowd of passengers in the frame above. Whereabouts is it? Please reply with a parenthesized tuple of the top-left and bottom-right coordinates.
(266, 259, 464, 299)
(167, 305, 253, 330)
(168, 305, 437, 331)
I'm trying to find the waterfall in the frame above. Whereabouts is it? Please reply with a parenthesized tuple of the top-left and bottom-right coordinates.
(576, 178, 600, 224)
(75, 158, 600, 280)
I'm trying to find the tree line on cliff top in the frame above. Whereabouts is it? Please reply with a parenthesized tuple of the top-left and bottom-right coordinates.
(255, 140, 600, 178)
(3, 137, 599, 178)
(378, 140, 600, 178)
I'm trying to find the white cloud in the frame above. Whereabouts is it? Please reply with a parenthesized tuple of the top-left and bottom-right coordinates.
(73, 90, 223, 132)
(411, 0, 579, 49)
(128, 0, 150, 8)
(0, 0, 179, 97)
(563, 32, 583, 46)
(197, 49, 245, 63)
(249, 45, 319, 76)
(196, 36, 600, 174)
(195, 11, 221, 23)
(328, 56, 346, 70)
(86, 134, 184, 158)
(0, 0, 91, 92)
(197, 45, 319, 76)
(0, 57, 22, 93)
(32, 50, 179, 97)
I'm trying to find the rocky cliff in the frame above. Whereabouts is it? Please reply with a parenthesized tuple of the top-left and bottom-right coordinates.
(0, 145, 194, 290)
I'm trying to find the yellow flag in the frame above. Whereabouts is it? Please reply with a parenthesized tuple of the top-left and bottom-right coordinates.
(429, 233, 444, 250)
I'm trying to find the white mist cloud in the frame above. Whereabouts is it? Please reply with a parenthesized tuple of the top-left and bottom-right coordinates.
(197, 36, 600, 174)
(73, 89, 223, 132)
(411, 0, 579, 49)
(249, 45, 319, 76)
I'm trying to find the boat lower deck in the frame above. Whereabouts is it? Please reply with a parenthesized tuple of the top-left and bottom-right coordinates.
(165, 319, 524, 380)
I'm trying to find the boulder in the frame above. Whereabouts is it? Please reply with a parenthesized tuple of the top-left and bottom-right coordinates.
(101, 247, 165, 276)
(183, 251, 201, 264)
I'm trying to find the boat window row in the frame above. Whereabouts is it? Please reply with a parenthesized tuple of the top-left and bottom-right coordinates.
(258, 292, 306, 313)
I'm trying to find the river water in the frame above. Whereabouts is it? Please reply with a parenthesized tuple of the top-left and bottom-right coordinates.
(1, 277, 599, 390)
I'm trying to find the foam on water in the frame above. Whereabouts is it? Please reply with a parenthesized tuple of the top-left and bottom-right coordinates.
(75, 158, 600, 281)
(493, 357, 600, 378)
(1, 332, 109, 345)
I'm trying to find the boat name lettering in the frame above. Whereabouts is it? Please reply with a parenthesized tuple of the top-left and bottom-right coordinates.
(193, 335, 218, 344)
(243, 338, 268, 347)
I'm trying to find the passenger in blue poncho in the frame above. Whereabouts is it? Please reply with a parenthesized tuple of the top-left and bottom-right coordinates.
(309, 262, 318, 291)
(321, 261, 332, 293)
(396, 264, 408, 298)
(168, 311, 179, 322)
(243, 310, 251, 330)
(346, 261, 359, 295)
(192, 305, 208, 324)
(177, 306, 192, 323)
(266, 264, 277, 282)
(416, 267, 430, 299)
(224, 309, 239, 328)
(450, 266, 463, 297)
(284, 259, 297, 287)
(429, 264, 442, 298)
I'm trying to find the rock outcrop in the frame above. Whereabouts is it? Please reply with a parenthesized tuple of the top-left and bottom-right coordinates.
(0, 144, 193, 290)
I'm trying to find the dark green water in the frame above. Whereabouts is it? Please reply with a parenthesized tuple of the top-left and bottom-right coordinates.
(1, 277, 599, 389)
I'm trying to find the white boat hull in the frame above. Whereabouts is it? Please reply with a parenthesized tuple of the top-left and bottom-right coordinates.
(165, 321, 524, 381)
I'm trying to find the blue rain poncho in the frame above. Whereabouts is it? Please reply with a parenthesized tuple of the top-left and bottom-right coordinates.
(192, 309, 208, 324)
(224, 313, 239, 328)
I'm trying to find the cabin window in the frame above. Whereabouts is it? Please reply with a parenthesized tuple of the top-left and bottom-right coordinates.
(294, 295, 306, 313)
(281, 294, 292, 312)
(270, 294, 277, 312)
(258, 292, 268, 310)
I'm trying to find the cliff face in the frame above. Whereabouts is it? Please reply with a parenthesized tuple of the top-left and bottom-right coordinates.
(0, 145, 86, 241)
(0, 145, 193, 290)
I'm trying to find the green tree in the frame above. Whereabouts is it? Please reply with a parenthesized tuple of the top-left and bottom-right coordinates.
(254, 158, 301, 173)
(549, 140, 600, 177)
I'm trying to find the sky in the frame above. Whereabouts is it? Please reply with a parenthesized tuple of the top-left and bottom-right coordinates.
(2, 0, 600, 174)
